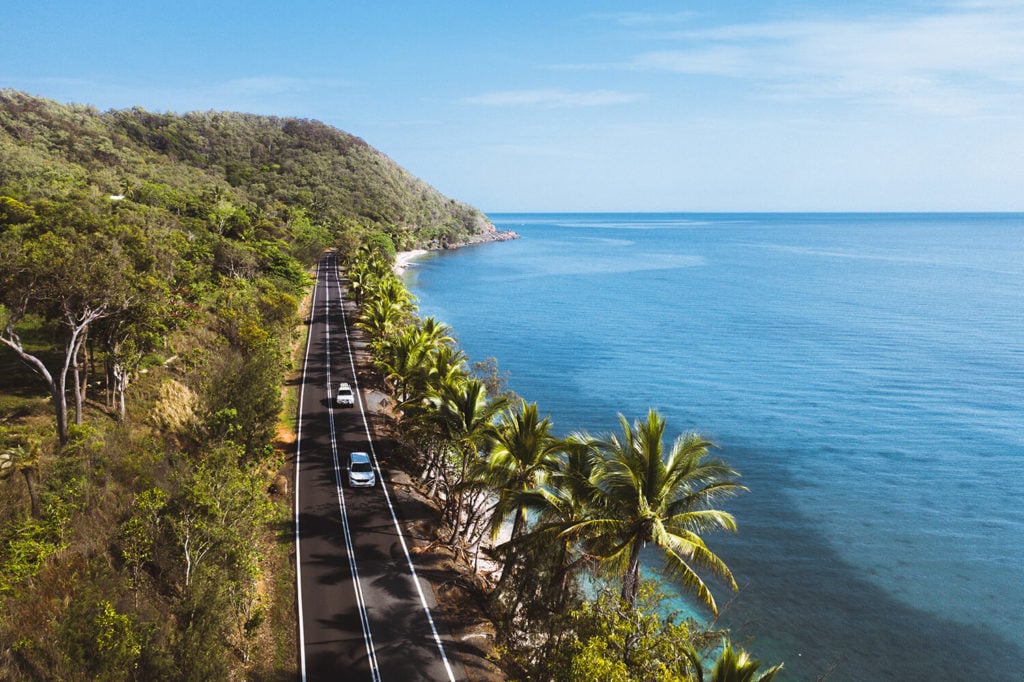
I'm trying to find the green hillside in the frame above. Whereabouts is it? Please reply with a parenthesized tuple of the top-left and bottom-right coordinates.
(0, 89, 493, 679)
(0, 88, 493, 251)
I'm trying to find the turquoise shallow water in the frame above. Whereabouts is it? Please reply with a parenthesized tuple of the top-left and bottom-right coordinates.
(405, 213, 1024, 680)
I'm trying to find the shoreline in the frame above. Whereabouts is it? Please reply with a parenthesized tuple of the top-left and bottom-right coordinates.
(393, 229, 520, 275)
(393, 248, 430, 274)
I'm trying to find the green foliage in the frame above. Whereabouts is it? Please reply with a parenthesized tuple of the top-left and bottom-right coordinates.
(344, 244, 785, 680)
(365, 229, 397, 260)
(288, 211, 334, 264)
(119, 488, 168, 591)
(525, 583, 720, 682)
(0, 522, 66, 595)
(0, 89, 407, 679)
(0, 195, 33, 226)
(0, 470, 81, 595)
(708, 641, 784, 682)
(568, 410, 746, 615)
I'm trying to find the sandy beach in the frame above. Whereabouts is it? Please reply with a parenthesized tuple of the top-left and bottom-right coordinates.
(393, 249, 429, 275)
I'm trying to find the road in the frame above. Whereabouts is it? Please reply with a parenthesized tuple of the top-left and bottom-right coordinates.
(294, 252, 464, 681)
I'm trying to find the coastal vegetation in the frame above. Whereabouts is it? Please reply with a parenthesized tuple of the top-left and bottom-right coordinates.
(350, 246, 783, 680)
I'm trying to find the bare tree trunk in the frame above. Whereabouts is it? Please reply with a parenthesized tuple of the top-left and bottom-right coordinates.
(0, 329, 67, 445)
(105, 354, 116, 407)
(22, 467, 41, 519)
(72, 328, 88, 426)
(113, 362, 128, 421)
(56, 310, 105, 445)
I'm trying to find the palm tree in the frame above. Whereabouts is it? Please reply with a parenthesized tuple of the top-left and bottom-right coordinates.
(496, 440, 600, 613)
(346, 258, 373, 307)
(705, 641, 784, 682)
(478, 401, 564, 580)
(424, 344, 468, 392)
(416, 316, 454, 348)
(378, 325, 433, 402)
(425, 377, 508, 545)
(357, 295, 411, 342)
(564, 409, 746, 615)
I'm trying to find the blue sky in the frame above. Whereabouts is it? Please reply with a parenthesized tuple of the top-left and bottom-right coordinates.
(4, 1, 1024, 211)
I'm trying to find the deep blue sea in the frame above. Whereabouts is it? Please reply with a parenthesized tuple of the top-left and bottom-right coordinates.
(404, 213, 1024, 680)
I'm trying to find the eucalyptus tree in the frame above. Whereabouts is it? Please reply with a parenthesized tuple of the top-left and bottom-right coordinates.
(566, 409, 746, 615)
(0, 228, 137, 445)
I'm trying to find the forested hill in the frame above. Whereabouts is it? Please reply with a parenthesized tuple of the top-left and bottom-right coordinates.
(0, 88, 492, 250)
(0, 89, 494, 679)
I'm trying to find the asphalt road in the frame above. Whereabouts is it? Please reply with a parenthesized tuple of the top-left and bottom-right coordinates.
(294, 253, 464, 681)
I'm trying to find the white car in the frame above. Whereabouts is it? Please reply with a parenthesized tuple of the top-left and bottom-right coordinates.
(336, 382, 355, 407)
(347, 452, 376, 488)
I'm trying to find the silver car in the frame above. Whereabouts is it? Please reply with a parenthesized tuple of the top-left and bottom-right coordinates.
(347, 452, 376, 488)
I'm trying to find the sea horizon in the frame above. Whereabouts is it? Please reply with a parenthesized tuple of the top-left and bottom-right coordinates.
(483, 210, 1024, 217)
(405, 212, 1024, 680)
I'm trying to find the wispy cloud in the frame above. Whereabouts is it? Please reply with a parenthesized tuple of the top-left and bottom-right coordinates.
(588, 11, 697, 27)
(598, 5, 1024, 117)
(462, 88, 642, 108)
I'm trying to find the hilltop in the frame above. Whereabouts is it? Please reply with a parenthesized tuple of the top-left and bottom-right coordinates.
(0, 88, 495, 251)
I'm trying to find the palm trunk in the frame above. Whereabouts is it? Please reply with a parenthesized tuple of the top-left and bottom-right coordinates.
(495, 507, 526, 592)
(621, 539, 644, 607)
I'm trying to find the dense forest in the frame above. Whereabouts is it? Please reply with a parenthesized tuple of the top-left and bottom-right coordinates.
(0, 89, 495, 679)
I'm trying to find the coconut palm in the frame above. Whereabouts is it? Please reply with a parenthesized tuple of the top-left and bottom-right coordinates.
(706, 640, 784, 682)
(424, 344, 468, 392)
(416, 316, 454, 348)
(497, 440, 601, 611)
(565, 409, 746, 615)
(357, 295, 411, 342)
(425, 377, 508, 544)
(477, 401, 564, 577)
(378, 325, 433, 402)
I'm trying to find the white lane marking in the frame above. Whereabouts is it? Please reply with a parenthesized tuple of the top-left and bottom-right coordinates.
(294, 258, 321, 682)
(333, 264, 459, 682)
(324, 256, 382, 680)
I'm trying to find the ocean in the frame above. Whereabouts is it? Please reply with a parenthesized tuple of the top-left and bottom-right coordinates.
(403, 213, 1024, 680)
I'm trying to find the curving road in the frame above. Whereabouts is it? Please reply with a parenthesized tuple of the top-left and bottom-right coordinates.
(294, 252, 464, 681)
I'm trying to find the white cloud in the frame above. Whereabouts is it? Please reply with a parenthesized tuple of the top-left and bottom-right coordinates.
(462, 88, 642, 108)
(587, 11, 697, 27)
(613, 6, 1024, 117)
